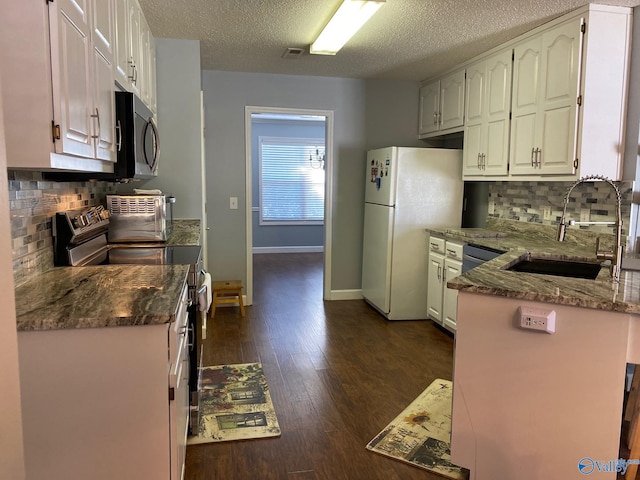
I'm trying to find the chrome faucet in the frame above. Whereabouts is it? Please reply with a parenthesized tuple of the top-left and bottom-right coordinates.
(556, 175, 623, 282)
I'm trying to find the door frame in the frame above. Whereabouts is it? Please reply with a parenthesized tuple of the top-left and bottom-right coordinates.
(244, 106, 334, 305)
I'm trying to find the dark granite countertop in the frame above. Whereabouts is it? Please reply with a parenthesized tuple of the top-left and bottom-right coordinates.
(427, 218, 640, 314)
(15, 265, 189, 331)
(167, 219, 201, 245)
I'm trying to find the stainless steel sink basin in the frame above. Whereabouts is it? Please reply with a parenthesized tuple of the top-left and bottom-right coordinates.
(506, 257, 602, 280)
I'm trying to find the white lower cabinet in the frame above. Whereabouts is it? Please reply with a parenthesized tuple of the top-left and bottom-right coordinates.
(427, 237, 463, 332)
(443, 256, 463, 331)
(427, 237, 445, 323)
(18, 282, 190, 480)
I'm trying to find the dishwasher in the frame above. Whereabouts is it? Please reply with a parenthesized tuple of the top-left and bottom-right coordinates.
(462, 243, 505, 272)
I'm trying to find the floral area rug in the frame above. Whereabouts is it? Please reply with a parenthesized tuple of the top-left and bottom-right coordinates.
(366, 379, 469, 479)
(188, 362, 281, 444)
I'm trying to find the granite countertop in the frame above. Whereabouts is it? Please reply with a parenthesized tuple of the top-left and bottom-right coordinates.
(167, 219, 201, 245)
(427, 218, 640, 314)
(15, 265, 189, 331)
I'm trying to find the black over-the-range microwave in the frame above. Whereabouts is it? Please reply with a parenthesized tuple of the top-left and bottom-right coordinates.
(45, 91, 160, 182)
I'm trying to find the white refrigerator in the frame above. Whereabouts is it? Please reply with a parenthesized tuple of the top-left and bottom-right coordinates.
(362, 146, 463, 320)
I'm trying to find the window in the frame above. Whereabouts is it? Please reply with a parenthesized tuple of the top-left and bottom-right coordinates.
(259, 136, 325, 225)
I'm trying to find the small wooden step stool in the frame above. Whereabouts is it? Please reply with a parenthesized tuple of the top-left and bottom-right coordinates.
(210, 280, 245, 318)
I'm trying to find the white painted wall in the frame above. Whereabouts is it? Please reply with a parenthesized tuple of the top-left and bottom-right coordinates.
(0, 76, 26, 479)
(203, 71, 368, 291)
(364, 79, 424, 150)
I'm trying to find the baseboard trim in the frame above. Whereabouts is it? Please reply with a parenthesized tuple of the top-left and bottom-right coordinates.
(327, 289, 363, 301)
(252, 246, 324, 254)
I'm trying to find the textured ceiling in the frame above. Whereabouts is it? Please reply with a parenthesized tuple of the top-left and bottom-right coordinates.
(138, 0, 640, 81)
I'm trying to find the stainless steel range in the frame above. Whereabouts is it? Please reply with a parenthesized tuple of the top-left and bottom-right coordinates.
(53, 206, 203, 434)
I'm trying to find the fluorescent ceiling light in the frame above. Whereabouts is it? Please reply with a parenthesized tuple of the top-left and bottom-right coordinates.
(310, 0, 385, 55)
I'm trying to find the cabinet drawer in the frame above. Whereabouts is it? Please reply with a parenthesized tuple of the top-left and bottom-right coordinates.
(428, 236, 445, 253)
(445, 241, 464, 261)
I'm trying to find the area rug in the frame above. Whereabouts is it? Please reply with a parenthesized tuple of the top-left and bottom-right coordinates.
(187, 362, 281, 444)
(366, 379, 469, 479)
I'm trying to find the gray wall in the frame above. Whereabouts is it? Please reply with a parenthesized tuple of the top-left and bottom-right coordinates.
(251, 120, 325, 249)
(203, 70, 368, 290)
(120, 39, 203, 223)
(364, 79, 424, 150)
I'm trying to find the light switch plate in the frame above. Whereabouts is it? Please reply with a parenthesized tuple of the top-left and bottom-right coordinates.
(543, 206, 551, 221)
(488, 201, 495, 214)
(230, 197, 238, 210)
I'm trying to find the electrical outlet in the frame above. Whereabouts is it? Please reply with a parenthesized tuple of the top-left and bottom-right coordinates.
(488, 201, 495, 214)
(230, 197, 238, 210)
(543, 206, 551, 221)
(518, 306, 556, 334)
(580, 208, 590, 222)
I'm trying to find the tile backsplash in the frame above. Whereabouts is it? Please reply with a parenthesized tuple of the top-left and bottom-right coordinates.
(488, 180, 633, 238)
(9, 170, 116, 286)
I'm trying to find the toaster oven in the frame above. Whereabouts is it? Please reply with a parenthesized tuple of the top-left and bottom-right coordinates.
(107, 194, 168, 242)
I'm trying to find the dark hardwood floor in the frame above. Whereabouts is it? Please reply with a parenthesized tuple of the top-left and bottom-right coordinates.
(186, 253, 455, 479)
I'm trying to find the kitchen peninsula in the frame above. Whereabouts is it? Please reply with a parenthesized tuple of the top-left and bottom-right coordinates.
(431, 219, 639, 480)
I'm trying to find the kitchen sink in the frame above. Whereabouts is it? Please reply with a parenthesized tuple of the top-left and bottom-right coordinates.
(506, 257, 602, 280)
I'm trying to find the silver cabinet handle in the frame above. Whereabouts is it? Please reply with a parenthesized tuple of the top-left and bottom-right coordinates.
(128, 59, 138, 84)
(536, 148, 542, 167)
(531, 147, 536, 167)
(482, 153, 486, 170)
(437, 265, 442, 280)
(433, 112, 438, 125)
(90, 108, 101, 140)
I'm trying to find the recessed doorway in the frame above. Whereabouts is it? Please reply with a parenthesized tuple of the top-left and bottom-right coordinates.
(244, 106, 334, 305)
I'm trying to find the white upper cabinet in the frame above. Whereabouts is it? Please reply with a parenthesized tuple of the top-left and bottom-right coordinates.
(114, 0, 130, 89)
(1, 0, 117, 171)
(459, 5, 631, 181)
(419, 69, 465, 137)
(114, 0, 156, 112)
(463, 49, 512, 177)
(510, 20, 581, 176)
(139, 15, 157, 114)
(50, 0, 117, 163)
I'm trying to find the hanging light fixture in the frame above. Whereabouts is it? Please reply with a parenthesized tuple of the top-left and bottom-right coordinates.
(310, 0, 386, 55)
(309, 147, 325, 170)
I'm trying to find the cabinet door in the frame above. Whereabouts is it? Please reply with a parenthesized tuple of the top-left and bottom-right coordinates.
(92, 0, 116, 162)
(537, 19, 582, 175)
(463, 123, 484, 175)
(114, 0, 131, 89)
(440, 70, 466, 131)
(49, 0, 95, 159)
(510, 36, 542, 175)
(427, 251, 444, 323)
(484, 50, 512, 176)
(443, 258, 462, 331)
(140, 16, 151, 107)
(148, 33, 157, 114)
(463, 61, 485, 176)
(419, 81, 440, 135)
(128, 0, 141, 96)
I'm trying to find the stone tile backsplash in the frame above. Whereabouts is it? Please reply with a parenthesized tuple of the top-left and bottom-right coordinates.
(9, 170, 116, 286)
(8, 171, 636, 286)
(488, 180, 633, 237)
